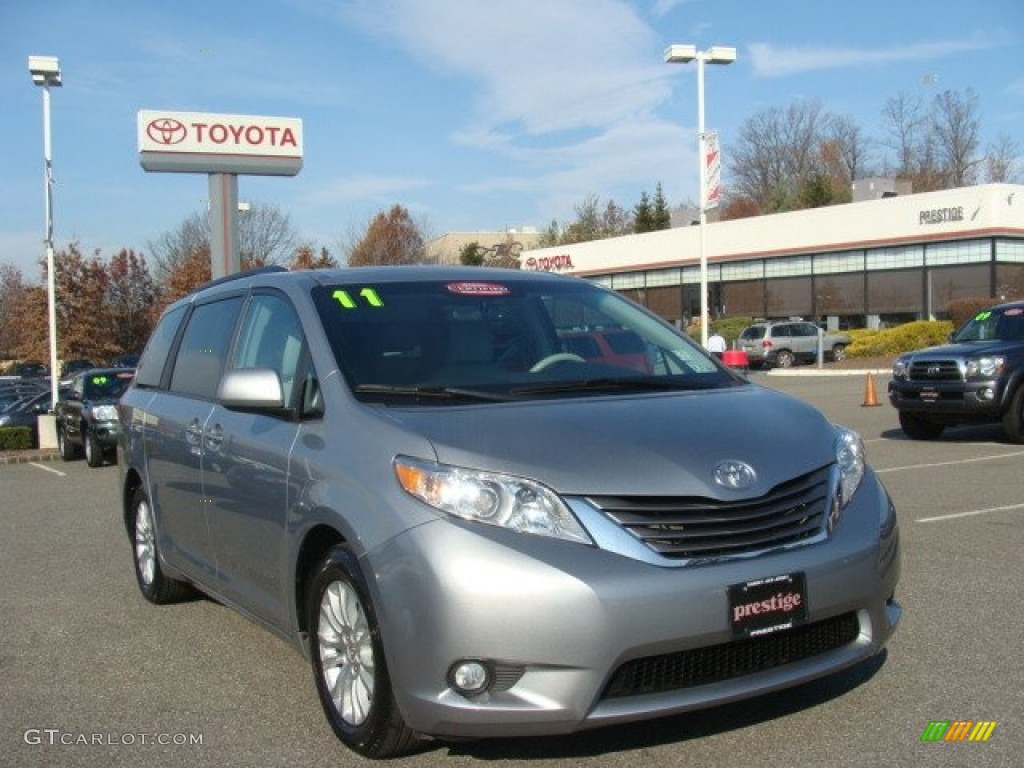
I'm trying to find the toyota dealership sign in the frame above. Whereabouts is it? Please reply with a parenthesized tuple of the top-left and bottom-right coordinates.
(138, 110, 303, 176)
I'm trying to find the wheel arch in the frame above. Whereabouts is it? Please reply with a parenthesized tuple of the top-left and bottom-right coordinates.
(293, 522, 349, 653)
(121, 467, 145, 538)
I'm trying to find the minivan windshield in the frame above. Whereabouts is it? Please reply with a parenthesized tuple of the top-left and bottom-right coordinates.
(311, 278, 737, 403)
(953, 306, 1024, 343)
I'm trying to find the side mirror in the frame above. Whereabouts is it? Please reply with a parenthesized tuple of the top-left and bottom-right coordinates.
(218, 369, 286, 412)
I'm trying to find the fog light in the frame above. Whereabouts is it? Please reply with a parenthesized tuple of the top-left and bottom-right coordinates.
(979, 387, 995, 401)
(449, 660, 491, 695)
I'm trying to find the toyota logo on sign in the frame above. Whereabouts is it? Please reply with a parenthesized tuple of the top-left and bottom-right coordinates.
(146, 118, 187, 145)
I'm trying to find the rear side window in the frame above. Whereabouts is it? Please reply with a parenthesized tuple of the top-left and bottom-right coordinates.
(135, 305, 187, 388)
(740, 327, 765, 340)
(169, 297, 244, 400)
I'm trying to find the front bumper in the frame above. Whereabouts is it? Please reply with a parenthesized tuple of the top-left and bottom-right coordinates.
(888, 378, 1003, 418)
(89, 419, 122, 447)
(366, 473, 901, 739)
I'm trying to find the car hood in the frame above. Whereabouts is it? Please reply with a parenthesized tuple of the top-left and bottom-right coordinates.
(382, 385, 839, 497)
(900, 340, 1020, 359)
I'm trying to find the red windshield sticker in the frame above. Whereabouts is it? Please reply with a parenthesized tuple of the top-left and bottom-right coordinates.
(445, 282, 510, 296)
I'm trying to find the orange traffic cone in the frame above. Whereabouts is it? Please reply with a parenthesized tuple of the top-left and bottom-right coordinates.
(862, 372, 881, 407)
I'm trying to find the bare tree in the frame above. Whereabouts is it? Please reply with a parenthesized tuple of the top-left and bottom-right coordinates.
(931, 88, 982, 187)
(985, 134, 1021, 183)
(729, 101, 834, 212)
(880, 91, 926, 178)
(147, 202, 299, 278)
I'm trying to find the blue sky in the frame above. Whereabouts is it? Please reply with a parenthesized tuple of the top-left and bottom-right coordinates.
(2, 0, 1022, 278)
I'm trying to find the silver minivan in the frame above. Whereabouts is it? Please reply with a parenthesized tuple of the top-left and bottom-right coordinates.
(118, 266, 900, 758)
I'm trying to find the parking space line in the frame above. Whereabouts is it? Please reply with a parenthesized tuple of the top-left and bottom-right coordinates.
(875, 450, 1024, 474)
(30, 462, 66, 476)
(918, 503, 1024, 523)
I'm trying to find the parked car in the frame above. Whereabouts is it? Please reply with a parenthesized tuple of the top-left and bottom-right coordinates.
(111, 353, 140, 368)
(738, 321, 851, 369)
(558, 327, 652, 372)
(118, 266, 900, 758)
(0, 390, 60, 447)
(60, 358, 96, 380)
(889, 300, 1024, 441)
(14, 361, 48, 378)
(56, 367, 135, 466)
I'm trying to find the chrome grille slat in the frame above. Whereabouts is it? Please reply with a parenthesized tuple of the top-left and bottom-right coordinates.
(589, 466, 832, 560)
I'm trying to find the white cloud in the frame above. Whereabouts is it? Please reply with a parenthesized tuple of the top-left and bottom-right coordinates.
(749, 37, 1003, 78)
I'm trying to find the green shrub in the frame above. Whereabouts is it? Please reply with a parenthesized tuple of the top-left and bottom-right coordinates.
(0, 427, 33, 450)
(847, 321, 954, 357)
(710, 316, 754, 346)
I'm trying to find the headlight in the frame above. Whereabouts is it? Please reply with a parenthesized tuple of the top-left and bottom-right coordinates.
(394, 456, 592, 545)
(964, 356, 1004, 379)
(92, 405, 118, 421)
(834, 426, 865, 510)
(892, 358, 909, 380)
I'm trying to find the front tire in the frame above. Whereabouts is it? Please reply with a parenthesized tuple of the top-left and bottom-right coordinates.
(131, 488, 192, 604)
(1002, 386, 1024, 443)
(85, 429, 104, 467)
(832, 344, 847, 362)
(899, 411, 944, 440)
(308, 548, 419, 758)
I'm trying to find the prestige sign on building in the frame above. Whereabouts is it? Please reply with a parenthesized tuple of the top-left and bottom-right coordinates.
(137, 110, 303, 176)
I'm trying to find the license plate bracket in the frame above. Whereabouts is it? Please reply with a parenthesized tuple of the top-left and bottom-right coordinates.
(728, 572, 808, 638)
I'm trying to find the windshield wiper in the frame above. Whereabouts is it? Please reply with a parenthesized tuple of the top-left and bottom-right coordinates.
(512, 377, 690, 396)
(352, 384, 517, 402)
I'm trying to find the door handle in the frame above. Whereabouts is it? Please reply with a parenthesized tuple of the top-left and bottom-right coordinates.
(205, 423, 224, 452)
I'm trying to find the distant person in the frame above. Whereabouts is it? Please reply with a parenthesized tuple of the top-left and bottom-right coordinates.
(707, 332, 727, 359)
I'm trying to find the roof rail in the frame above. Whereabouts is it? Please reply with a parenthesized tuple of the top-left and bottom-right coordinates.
(196, 265, 288, 292)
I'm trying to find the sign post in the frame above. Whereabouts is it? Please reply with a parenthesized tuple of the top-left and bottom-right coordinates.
(137, 110, 303, 278)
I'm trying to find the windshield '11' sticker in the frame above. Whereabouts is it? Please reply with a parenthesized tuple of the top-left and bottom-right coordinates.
(333, 288, 384, 309)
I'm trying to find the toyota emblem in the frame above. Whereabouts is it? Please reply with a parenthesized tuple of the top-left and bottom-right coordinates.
(713, 460, 757, 490)
(146, 118, 187, 145)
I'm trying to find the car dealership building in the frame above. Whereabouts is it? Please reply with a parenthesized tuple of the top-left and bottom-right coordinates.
(520, 183, 1024, 329)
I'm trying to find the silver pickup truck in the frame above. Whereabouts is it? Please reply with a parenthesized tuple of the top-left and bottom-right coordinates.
(738, 320, 851, 369)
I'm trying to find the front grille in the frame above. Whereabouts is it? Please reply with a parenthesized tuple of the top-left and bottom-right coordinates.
(909, 360, 962, 382)
(602, 612, 860, 699)
(588, 466, 832, 561)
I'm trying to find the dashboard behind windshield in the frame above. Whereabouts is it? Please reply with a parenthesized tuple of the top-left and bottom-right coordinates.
(312, 278, 734, 402)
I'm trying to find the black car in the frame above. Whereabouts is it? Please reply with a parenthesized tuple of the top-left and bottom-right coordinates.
(60, 358, 97, 381)
(56, 368, 135, 467)
(14, 361, 49, 378)
(889, 300, 1024, 441)
(0, 390, 61, 447)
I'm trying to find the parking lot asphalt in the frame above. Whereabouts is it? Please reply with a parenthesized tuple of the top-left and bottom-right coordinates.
(2, 374, 1021, 767)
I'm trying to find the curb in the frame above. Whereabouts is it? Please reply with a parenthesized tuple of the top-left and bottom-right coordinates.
(0, 450, 61, 465)
(765, 368, 892, 377)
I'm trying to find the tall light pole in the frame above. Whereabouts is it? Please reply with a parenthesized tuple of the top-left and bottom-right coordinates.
(28, 55, 62, 412)
(664, 44, 736, 348)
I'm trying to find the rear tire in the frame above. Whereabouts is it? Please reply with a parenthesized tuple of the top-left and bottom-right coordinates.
(308, 548, 419, 758)
(58, 426, 79, 461)
(1002, 386, 1024, 443)
(775, 350, 796, 368)
(899, 411, 944, 440)
(832, 344, 847, 362)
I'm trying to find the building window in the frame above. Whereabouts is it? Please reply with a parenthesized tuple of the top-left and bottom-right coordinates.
(926, 239, 989, 266)
(721, 261, 764, 281)
(765, 276, 813, 317)
(867, 269, 922, 313)
(681, 264, 721, 284)
(814, 250, 865, 274)
(995, 238, 1024, 263)
(612, 272, 645, 290)
(765, 255, 812, 278)
(929, 265, 991, 312)
(645, 267, 681, 287)
(866, 245, 924, 270)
